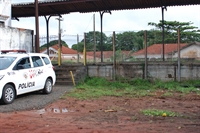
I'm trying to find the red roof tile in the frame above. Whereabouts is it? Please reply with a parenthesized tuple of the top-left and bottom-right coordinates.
(133, 43, 188, 55)
(42, 44, 78, 54)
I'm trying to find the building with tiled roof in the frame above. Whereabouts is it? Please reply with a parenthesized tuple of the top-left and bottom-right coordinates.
(86, 51, 132, 62)
(173, 42, 200, 59)
(132, 43, 187, 60)
(41, 44, 83, 60)
(132, 42, 200, 60)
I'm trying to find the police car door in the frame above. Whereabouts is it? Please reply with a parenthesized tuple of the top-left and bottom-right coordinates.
(30, 56, 46, 90)
(13, 57, 36, 95)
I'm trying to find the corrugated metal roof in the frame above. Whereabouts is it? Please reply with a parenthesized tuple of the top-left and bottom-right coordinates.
(12, 0, 200, 18)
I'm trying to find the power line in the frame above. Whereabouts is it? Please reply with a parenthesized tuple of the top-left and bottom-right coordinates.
(84, 14, 93, 32)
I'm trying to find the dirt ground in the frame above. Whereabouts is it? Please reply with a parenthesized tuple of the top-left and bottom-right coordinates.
(0, 91, 200, 133)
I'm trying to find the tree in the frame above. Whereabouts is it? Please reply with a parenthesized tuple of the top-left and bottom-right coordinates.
(112, 31, 144, 51)
(148, 20, 200, 43)
(71, 42, 84, 52)
(40, 40, 68, 50)
(72, 31, 110, 52)
(72, 31, 144, 52)
(72, 21, 200, 53)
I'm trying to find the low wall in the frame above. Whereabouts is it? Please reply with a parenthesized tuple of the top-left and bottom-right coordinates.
(87, 62, 200, 81)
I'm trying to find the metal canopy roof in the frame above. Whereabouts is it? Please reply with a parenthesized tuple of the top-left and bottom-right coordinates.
(12, 0, 200, 18)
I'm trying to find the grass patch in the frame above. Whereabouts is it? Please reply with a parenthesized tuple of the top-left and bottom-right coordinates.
(161, 92, 173, 97)
(141, 109, 180, 117)
(63, 77, 200, 100)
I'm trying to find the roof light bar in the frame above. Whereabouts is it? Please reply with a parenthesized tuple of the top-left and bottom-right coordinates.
(1, 50, 27, 54)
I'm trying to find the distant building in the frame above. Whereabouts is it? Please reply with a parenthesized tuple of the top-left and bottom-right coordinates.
(86, 51, 131, 62)
(41, 44, 83, 60)
(172, 42, 200, 59)
(132, 43, 192, 60)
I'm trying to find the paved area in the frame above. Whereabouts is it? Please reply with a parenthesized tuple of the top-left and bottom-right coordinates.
(0, 85, 74, 113)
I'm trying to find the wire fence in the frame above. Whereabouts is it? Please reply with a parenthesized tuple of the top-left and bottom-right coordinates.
(40, 29, 200, 64)
(40, 34, 84, 47)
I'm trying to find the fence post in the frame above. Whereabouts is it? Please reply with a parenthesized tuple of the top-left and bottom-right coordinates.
(93, 14, 96, 63)
(113, 31, 116, 80)
(83, 33, 87, 66)
(77, 34, 79, 63)
(144, 30, 147, 79)
(177, 29, 181, 82)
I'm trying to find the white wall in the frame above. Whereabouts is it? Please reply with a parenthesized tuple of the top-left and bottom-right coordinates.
(0, 26, 33, 52)
(0, 0, 11, 26)
(133, 54, 173, 60)
(87, 63, 200, 81)
(173, 45, 200, 58)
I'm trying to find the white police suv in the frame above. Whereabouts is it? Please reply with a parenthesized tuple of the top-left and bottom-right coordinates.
(0, 50, 56, 104)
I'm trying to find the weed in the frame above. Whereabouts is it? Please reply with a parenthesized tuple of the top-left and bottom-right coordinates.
(141, 109, 180, 117)
(162, 92, 173, 97)
(62, 77, 200, 100)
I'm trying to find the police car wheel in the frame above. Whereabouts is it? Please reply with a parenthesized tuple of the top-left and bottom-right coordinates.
(1, 84, 15, 104)
(43, 78, 53, 94)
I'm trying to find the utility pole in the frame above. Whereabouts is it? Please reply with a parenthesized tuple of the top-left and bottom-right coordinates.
(56, 17, 63, 66)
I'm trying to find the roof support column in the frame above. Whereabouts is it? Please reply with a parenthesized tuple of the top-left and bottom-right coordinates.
(99, 10, 111, 62)
(44, 15, 52, 55)
(35, 0, 40, 53)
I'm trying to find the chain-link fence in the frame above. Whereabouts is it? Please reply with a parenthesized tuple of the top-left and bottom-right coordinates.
(40, 34, 84, 48)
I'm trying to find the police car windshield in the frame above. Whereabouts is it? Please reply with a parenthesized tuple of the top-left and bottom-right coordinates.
(0, 56, 16, 70)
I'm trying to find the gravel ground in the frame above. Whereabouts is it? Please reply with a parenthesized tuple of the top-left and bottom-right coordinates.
(0, 85, 74, 113)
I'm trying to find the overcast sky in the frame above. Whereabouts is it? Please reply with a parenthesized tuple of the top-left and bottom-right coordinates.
(11, 0, 200, 47)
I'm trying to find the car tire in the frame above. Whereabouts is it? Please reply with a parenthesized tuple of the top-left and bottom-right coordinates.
(43, 78, 53, 94)
(1, 84, 15, 104)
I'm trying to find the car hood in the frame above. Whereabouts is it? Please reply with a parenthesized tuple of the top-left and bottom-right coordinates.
(0, 69, 15, 76)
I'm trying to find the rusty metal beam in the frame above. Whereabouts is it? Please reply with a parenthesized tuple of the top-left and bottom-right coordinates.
(35, 0, 40, 53)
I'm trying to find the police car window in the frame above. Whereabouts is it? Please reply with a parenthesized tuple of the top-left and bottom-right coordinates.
(32, 56, 43, 67)
(14, 57, 31, 70)
(42, 57, 50, 65)
(0, 56, 16, 70)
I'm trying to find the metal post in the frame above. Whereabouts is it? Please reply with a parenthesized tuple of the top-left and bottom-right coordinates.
(178, 29, 181, 82)
(77, 34, 79, 63)
(144, 30, 147, 79)
(93, 14, 96, 63)
(113, 31, 116, 80)
(99, 10, 111, 62)
(35, 0, 40, 53)
(44, 15, 52, 55)
(84, 33, 87, 66)
(100, 12, 103, 62)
